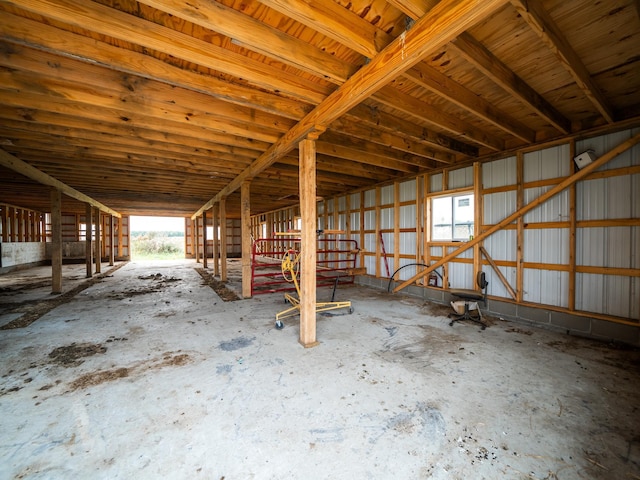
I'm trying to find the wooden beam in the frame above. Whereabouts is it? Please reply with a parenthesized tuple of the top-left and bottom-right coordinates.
(299, 135, 319, 348)
(85, 203, 93, 278)
(241, 181, 252, 298)
(202, 210, 208, 269)
(480, 246, 516, 300)
(387, 0, 571, 134)
(510, 0, 615, 123)
(451, 34, 571, 134)
(0, 149, 121, 218)
(136, 0, 356, 82)
(0, 11, 312, 121)
(50, 188, 62, 294)
(212, 204, 220, 277)
(405, 65, 535, 142)
(193, 0, 509, 218)
(94, 207, 101, 274)
(393, 132, 640, 292)
(109, 215, 115, 266)
(220, 197, 228, 282)
(7, 0, 330, 104)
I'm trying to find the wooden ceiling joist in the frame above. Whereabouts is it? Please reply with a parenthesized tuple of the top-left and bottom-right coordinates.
(193, 0, 510, 218)
(0, 149, 121, 217)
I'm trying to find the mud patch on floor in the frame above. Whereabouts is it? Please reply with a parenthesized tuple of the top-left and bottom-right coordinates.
(0, 263, 125, 330)
(108, 273, 181, 300)
(69, 351, 193, 391)
(48, 343, 107, 367)
(195, 268, 240, 301)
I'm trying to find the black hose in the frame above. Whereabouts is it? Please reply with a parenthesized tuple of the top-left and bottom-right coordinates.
(387, 263, 444, 293)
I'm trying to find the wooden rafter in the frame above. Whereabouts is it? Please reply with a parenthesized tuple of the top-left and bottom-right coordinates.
(510, 0, 615, 123)
(192, 0, 510, 218)
(0, 149, 121, 217)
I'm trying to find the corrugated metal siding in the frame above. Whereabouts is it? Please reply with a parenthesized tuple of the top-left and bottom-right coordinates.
(399, 180, 416, 202)
(523, 187, 569, 223)
(523, 269, 569, 307)
(448, 166, 473, 189)
(380, 208, 393, 230)
(350, 193, 360, 210)
(364, 189, 375, 208)
(400, 204, 415, 229)
(430, 173, 443, 193)
(524, 229, 569, 264)
(380, 185, 394, 205)
(350, 212, 360, 231)
(484, 266, 516, 300)
(483, 229, 516, 261)
(523, 144, 570, 182)
(482, 156, 516, 188)
(401, 232, 416, 256)
(577, 127, 640, 171)
(484, 191, 517, 224)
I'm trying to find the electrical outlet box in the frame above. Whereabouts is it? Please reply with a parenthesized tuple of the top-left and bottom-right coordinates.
(574, 150, 596, 169)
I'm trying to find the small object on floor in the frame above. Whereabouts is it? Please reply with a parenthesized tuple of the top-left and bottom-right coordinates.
(448, 272, 489, 329)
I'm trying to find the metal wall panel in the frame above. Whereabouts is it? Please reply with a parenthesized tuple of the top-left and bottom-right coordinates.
(380, 207, 393, 230)
(578, 226, 635, 269)
(523, 144, 570, 182)
(350, 193, 360, 210)
(364, 210, 375, 229)
(524, 229, 569, 264)
(523, 269, 569, 307)
(381, 231, 393, 254)
(399, 179, 416, 202)
(364, 189, 375, 208)
(364, 254, 375, 275)
(576, 127, 640, 171)
(484, 191, 517, 224)
(448, 166, 473, 189)
(430, 173, 443, 193)
(381, 185, 394, 205)
(400, 232, 416, 256)
(484, 266, 516, 300)
(448, 261, 474, 289)
(482, 156, 516, 188)
(350, 212, 360, 231)
(483, 229, 516, 261)
(523, 187, 569, 223)
(381, 256, 394, 278)
(400, 204, 415, 229)
(338, 196, 347, 211)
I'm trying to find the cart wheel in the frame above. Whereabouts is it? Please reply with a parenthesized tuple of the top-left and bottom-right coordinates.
(275, 320, 284, 330)
(449, 321, 454, 327)
(349, 307, 354, 314)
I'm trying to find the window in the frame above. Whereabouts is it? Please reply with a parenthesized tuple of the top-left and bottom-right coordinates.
(431, 193, 474, 241)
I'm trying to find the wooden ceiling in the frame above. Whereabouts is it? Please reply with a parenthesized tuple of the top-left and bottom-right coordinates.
(0, 0, 639, 218)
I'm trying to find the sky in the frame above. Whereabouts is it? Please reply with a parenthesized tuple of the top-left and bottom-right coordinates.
(130, 216, 185, 232)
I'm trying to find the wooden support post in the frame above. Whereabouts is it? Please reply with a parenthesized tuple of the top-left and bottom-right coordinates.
(220, 197, 227, 282)
(394, 181, 400, 277)
(117, 216, 123, 259)
(516, 152, 524, 302)
(212, 203, 220, 276)
(359, 191, 365, 271)
(568, 139, 577, 311)
(1, 206, 8, 242)
(51, 189, 62, 294)
(299, 135, 319, 347)
(202, 211, 208, 269)
(473, 162, 482, 282)
(394, 132, 640, 292)
(109, 215, 115, 266)
(241, 181, 252, 298)
(85, 203, 93, 278)
(375, 186, 381, 278)
(194, 216, 200, 263)
(94, 207, 101, 274)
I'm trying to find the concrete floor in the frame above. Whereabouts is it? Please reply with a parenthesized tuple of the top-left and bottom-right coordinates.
(0, 259, 639, 479)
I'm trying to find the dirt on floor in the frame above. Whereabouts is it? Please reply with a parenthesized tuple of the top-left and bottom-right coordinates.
(0, 264, 125, 330)
(195, 268, 240, 301)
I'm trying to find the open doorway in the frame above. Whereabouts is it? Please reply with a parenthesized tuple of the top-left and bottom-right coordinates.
(129, 216, 185, 260)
